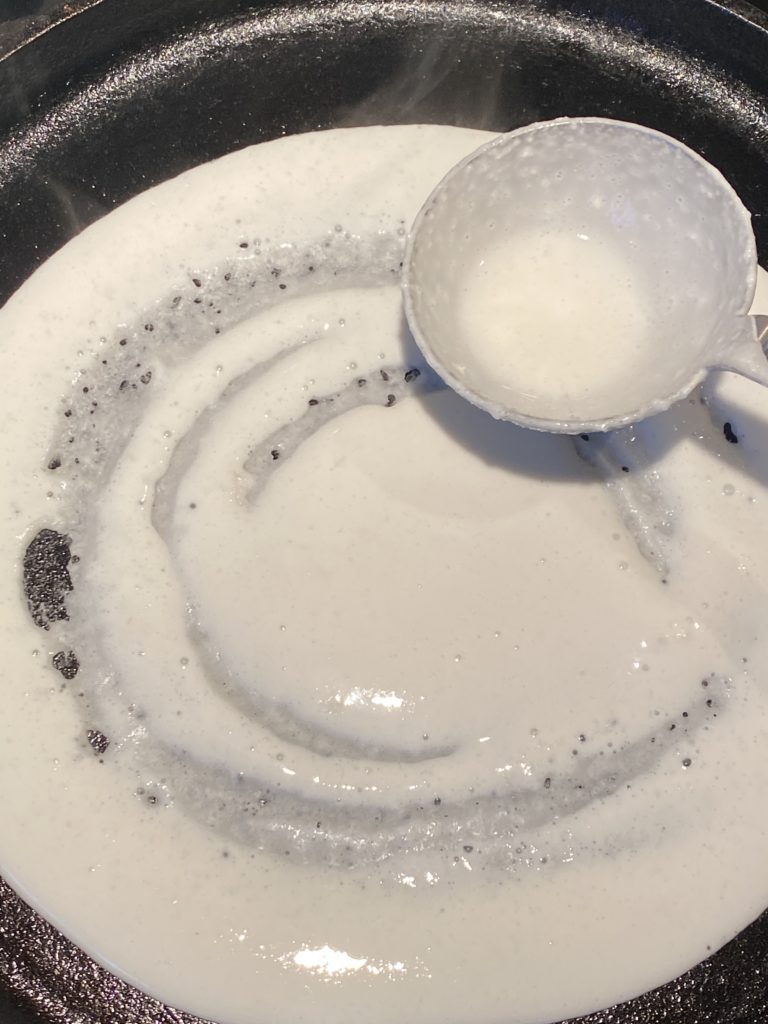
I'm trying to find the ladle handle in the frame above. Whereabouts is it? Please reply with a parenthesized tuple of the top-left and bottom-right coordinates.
(758, 315, 768, 352)
(716, 315, 768, 389)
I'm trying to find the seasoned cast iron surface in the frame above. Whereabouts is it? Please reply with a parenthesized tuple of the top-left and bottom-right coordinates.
(1, 1, 768, 1022)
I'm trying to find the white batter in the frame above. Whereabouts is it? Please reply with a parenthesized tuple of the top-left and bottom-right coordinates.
(457, 228, 657, 413)
(0, 126, 767, 1024)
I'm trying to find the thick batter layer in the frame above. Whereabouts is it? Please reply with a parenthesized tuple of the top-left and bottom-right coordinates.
(0, 126, 767, 1024)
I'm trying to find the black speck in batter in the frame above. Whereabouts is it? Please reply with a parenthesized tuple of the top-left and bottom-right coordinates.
(52, 650, 79, 680)
(23, 529, 73, 629)
(87, 729, 110, 756)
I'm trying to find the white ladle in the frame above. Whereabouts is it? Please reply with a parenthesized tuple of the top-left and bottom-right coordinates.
(403, 117, 768, 434)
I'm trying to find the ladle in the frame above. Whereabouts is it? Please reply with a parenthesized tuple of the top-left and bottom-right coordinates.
(404, 117, 768, 434)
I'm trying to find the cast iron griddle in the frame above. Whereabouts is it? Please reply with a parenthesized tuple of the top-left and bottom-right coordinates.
(1, 1, 768, 1022)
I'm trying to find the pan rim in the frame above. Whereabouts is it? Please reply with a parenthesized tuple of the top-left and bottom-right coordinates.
(1, 0, 767, 68)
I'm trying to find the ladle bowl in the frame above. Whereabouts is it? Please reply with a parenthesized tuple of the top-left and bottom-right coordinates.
(404, 117, 768, 434)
